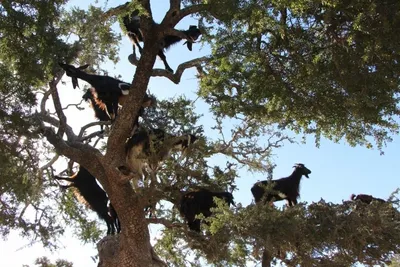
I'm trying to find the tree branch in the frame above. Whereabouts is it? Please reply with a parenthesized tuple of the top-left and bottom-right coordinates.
(49, 82, 67, 138)
(36, 113, 76, 141)
(170, 0, 181, 11)
(129, 55, 209, 84)
(146, 217, 182, 228)
(80, 131, 105, 143)
(78, 121, 111, 138)
(166, 4, 209, 27)
(101, 2, 130, 20)
(38, 154, 60, 180)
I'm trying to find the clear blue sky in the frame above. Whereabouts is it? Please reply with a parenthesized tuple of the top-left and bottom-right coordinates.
(2, 1, 399, 266)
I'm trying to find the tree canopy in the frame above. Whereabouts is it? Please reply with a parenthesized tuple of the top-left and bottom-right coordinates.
(0, 0, 399, 266)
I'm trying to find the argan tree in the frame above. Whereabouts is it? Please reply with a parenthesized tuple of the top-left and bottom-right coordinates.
(1, 0, 399, 266)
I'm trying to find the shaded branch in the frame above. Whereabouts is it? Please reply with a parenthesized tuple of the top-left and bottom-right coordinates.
(36, 113, 76, 141)
(129, 55, 209, 84)
(80, 131, 105, 143)
(169, 0, 181, 11)
(37, 154, 60, 180)
(78, 121, 111, 138)
(167, 4, 209, 27)
(146, 217, 182, 229)
(49, 82, 67, 138)
(62, 99, 85, 112)
(101, 2, 130, 20)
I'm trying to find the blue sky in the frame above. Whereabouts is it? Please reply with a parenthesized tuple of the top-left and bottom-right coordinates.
(1, 1, 399, 266)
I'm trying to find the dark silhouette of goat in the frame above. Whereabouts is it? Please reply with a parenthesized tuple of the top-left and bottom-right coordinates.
(122, 10, 202, 73)
(124, 128, 198, 184)
(54, 166, 116, 235)
(59, 63, 154, 121)
(350, 194, 386, 204)
(251, 163, 311, 207)
(179, 189, 235, 232)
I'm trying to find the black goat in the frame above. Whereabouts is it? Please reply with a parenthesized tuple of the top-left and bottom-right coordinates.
(350, 193, 386, 204)
(122, 10, 202, 73)
(179, 189, 235, 232)
(54, 166, 116, 235)
(108, 203, 121, 234)
(82, 88, 148, 132)
(59, 63, 154, 120)
(123, 128, 198, 185)
(82, 88, 111, 132)
(251, 163, 311, 207)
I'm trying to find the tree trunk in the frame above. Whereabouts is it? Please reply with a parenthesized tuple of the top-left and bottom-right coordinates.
(97, 235, 166, 267)
(97, 181, 166, 267)
(261, 249, 272, 267)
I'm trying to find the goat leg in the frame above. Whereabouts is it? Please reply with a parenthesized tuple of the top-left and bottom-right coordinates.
(158, 50, 173, 73)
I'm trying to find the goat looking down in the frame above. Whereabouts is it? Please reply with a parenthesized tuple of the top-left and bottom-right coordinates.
(179, 188, 236, 232)
(251, 163, 311, 207)
(59, 63, 154, 121)
(122, 128, 198, 185)
(350, 193, 386, 204)
(122, 9, 202, 73)
(54, 166, 116, 235)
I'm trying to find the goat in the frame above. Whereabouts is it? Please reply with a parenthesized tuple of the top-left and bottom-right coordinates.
(251, 163, 311, 207)
(122, 10, 202, 73)
(108, 203, 121, 234)
(124, 128, 198, 180)
(59, 63, 154, 121)
(82, 88, 111, 132)
(179, 188, 235, 232)
(350, 194, 386, 204)
(54, 166, 116, 235)
(82, 88, 148, 132)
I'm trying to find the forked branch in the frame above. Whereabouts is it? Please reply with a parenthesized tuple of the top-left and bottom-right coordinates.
(128, 55, 209, 84)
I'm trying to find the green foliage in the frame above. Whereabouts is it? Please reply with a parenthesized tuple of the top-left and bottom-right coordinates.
(156, 197, 400, 266)
(198, 0, 400, 150)
(23, 256, 73, 267)
(0, 0, 120, 249)
(1, 0, 400, 266)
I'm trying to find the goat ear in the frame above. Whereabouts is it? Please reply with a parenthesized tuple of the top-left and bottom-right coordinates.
(72, 77, 79, 89)
(186, 41, 193, 51)
(79, 64, 89, 70)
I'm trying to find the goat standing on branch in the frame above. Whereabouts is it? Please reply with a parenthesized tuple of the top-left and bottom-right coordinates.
(122, 128, 198, 186)
(54, 166, 116, 235)
(121, 9, 202, 73)
(179, 188, 236, 232)
(350, 193, 386, 204)
(251, 163, 311, 207)
(59, 63, 155, 122)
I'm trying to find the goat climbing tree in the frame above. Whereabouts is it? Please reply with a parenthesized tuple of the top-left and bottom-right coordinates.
(1, 0, 400, 266)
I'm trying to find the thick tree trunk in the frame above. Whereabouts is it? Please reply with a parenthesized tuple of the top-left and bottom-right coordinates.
(97, 234, 166, 267)
(261, 249, 272, 267)
(97, 177, 166, 267)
